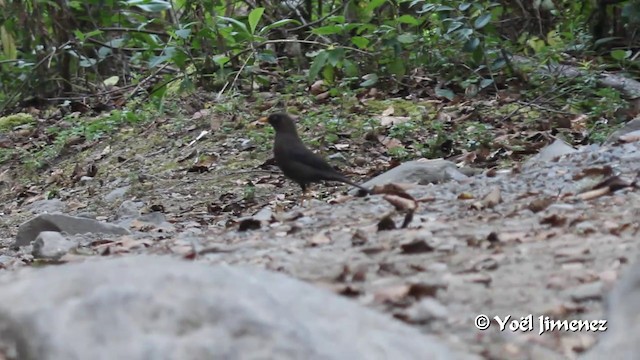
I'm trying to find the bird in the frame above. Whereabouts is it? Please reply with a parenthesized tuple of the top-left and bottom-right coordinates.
(259, 113, 370, 204)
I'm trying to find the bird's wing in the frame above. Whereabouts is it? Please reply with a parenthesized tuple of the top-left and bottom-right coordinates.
(288, 145, 340, 174)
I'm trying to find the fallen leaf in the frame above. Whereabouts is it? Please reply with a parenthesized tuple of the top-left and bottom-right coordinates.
(541, 214, 567, 227)
(383, 194, 417, 212)
(378, 116, 411, 126)
(373, 284, 410, 303)
(527, 197, 554, 213)
(377, 215, 396, 231)
(382, 105, 395, 116)
(482, 187, 502, 208)
(238, 218, 261, 231)
(310, 80, 325, 95)
(400, 239, 434, 254)
(351, 229, 368, 246)
(308, 232, 332, 246)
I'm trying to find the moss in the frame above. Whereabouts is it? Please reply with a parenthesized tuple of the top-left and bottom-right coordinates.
(0, 113, 35, 131)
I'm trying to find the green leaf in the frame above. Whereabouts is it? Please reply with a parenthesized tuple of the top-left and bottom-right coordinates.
(593, 37, 619, 47)
(149, 54, 172, 68)
(175, 29, 191, 39)
(260, 19, 300, 34)
(312, 25, 343, 35)
(491, 58, 506, 70)
(474, 13, 492, 29)
(212, 55, 230, 66)
(397, 15, 420, 26)
(343, 59, 359, 77)
(322, 65, 335, 83)
(351, 36, 370, 49)
(97, 47, 112, 59)
(435, 5, 454, 11)
(463, 38, 480, 52)
(217, 16, 249, 34)
(445, 22, 464, 33)
(107, 38, 126, 49)
(103, 76, 119, 86)
(388, 58, 405, 78)
(480, 78, 494, 89)
(327, 49, 344, 67)
(397, 33, 416, 44)
(458, 3, 471, 11)
(365, 0, 387, 13)
(360, 73, 378, 87)
(611, 49, 631, 61)
(74, 29, 85, 41)
(248, 7, 265, 35)
(79, 56, 97, 68)
(435, 87, 455, 101)
(308, 51, 329, 82)
(127, 0, 171, 12)
(256, 51, 277, 63)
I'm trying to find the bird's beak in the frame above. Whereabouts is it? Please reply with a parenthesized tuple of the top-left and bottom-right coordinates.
(258, 116, 269, 124)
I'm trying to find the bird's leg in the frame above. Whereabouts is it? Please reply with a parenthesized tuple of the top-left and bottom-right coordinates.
(300, 184, 308, 207)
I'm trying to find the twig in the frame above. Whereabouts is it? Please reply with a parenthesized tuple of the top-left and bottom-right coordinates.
(217, 50, 254, 99)
(98, 27, 169, 37)
(515, 101, 574, 115)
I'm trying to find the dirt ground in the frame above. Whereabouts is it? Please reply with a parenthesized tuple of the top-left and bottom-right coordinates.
(0, 100, 638, 359)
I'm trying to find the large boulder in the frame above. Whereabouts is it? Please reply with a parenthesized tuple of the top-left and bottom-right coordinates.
(0, 256, 475, 360)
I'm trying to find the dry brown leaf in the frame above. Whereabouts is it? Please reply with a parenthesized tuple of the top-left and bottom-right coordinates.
(315, 91, 330, 101)
(400, 239, 434, 254)
(383, 194, 417, 212)
(238, 218, 261, 232)
(373, 284, 410, 303)
(482, 187, 502, 208)
(458, 192, 474, 200)
(378, 116, 411, 127)
(372, 183, 415, 199)
(46, 169, 65, 185)
(310, 80, 325, 95)
(377, 215, 396, 231)
(573, 166, 613, 181)
(351, 229, 368, 246)
(308, 232, 332, 247)
(527, 197, 554, 213)
(129, 219, 156, 232)
(378, 135, 403, 149)
(382, 105, 394, 116)
(541, 214, 567, 227)
(618, 131, 640, 143)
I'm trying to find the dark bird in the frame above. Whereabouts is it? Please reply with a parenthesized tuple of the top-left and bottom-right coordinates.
(259, 113, 370, 203)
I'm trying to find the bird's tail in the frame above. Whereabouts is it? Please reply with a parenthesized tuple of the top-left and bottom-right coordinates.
(341, 178, 371, 195)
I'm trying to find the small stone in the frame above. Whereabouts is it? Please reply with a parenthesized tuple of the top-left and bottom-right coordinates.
(564, 281, 603, 302)
(32, 231, 76, 260)
(104, 186, 131, 203)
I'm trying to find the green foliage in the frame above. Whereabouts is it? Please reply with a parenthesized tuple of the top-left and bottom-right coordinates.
(0, 113, 35, 131)
(3, 102, 159, 170)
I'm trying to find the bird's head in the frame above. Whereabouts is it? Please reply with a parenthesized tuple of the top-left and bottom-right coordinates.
(258, 113, 298, 135)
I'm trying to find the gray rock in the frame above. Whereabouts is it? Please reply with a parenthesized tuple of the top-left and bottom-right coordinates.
(117, 200, 143, 219)
(26, 199, 66, 214)
(524, 139, 577, 167)
(403, 298, 449, 322)
(117, 212, 175, 233)
(563, 281, 603, 302)
(104, 186, 131, 203)
(606, 117, 640, 144)
(0, 256, 473, 360)
(350, 159, 472, 195)
(581, 261, 640, 360)
(15, 214, 130, 247)
(32, 231, 76, 260)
